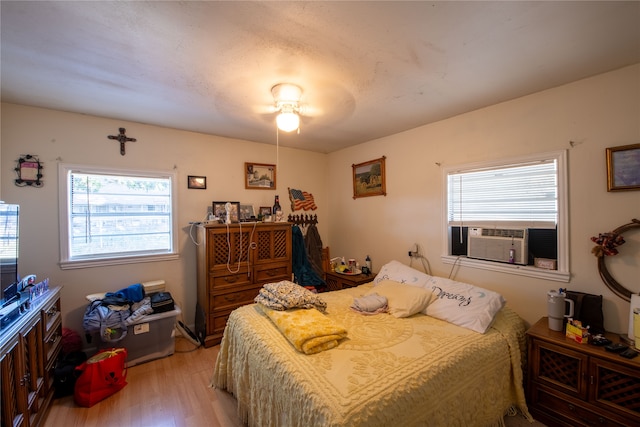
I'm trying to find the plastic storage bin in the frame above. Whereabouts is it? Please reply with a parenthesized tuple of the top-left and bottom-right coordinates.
(94, 305, 180, 367)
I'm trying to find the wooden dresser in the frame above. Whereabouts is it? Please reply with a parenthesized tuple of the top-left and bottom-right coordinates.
(1, 286, 62, 427)
(526, 317, 640, 427)
(195, 222, 292, 347)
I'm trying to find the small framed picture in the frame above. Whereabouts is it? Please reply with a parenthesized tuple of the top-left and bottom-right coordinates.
(606, 143, 640, 191)
(212, 201, 240, 223)
(188, 175, 207, 189)
(245, 162, 276, 189)
(240, 204, 255, 221)
(352, 156, 387, 199)
(259, 206, 272, 217)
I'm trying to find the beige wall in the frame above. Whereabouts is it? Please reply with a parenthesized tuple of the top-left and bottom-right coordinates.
(327, 64, 640, 333)
(1, 64, 638, 340)
(1, 105, 328, 335)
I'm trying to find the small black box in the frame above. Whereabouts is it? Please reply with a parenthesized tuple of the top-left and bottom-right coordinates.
(150, 291, 175, 313)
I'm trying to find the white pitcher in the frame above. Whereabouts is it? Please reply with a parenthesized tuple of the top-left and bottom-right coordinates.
(547, 290, 575, 331)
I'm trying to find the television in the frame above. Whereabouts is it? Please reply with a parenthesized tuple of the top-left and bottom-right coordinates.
(1, 203, 19, 301)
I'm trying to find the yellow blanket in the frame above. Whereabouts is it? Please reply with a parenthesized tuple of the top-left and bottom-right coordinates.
(258, 305, 347, 354)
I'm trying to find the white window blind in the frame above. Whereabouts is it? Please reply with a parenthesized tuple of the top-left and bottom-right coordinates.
(59, 164, 178, 268)
(442, 150, 569, 282)
(447, 159, 558, 228)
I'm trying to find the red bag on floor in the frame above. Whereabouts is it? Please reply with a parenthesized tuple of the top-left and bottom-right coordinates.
(74, 348, 128, 407)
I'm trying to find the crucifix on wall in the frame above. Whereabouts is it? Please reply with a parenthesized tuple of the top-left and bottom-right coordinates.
(108, 127, 137, 155)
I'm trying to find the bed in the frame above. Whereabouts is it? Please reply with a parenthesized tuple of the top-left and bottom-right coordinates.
(212, 265, 532, 427)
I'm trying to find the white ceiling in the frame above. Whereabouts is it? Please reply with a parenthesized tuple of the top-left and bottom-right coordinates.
(1, 1, 639, 153)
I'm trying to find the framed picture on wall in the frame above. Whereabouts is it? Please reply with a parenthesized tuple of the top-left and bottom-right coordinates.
(187, 175, 206, 189)
(352, 156, 386, 199)
(245, 162, 276, 189)
(606, 143, 640, 191)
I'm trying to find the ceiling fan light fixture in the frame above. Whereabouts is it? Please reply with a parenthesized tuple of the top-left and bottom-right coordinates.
(276, 111, 300, 132)
(272, 83, 303, 132)
(271, 83, 302, 103)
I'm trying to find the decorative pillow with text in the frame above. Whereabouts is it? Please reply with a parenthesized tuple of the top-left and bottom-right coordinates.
(423, 276, 505, 334)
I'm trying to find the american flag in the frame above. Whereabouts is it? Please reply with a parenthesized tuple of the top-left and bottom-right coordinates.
(289, 188, 317, 211)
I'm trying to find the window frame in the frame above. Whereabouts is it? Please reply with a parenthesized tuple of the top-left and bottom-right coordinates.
(441, 150, 570, 282)
(58, 163, 179, 270)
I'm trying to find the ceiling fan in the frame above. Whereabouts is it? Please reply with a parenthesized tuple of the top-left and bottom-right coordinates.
(271, 83, 303, 132)
(266, 83, 325, 133)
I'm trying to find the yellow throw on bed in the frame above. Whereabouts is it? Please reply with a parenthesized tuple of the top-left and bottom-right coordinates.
(258, 305, 347, 354)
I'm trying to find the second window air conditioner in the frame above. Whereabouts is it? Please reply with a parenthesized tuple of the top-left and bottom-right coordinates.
(467, 227, 528, 265)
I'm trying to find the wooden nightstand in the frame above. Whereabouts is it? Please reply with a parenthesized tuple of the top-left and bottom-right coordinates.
(526, 317, 640, 426)
(325, 270, 375, 291)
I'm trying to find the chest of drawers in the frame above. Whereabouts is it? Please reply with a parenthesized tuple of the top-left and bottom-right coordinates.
(195, 222, 292, 347)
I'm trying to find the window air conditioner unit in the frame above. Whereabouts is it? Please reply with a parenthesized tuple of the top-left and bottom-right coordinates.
(467, 227, 528, 265)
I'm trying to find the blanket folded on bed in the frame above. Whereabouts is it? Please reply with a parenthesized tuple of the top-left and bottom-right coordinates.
(258, 305, 347, 354)
(255, 280, 327, 312)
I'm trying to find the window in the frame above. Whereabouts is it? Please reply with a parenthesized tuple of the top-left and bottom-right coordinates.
(442, 150, 569, 282)
(59, 164, 178, 269)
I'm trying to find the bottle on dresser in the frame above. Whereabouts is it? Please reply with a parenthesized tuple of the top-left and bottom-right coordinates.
(273, 195, 281, 215)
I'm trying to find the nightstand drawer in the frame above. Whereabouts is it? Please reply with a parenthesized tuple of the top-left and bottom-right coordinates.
(533, 384, 625, 427)
(325, 271, 374, 291)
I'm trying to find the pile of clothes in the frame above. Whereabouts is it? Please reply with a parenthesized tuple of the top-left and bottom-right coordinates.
(83, 283, 174, 344)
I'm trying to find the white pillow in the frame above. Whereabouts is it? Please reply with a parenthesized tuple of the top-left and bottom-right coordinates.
(373, 260, 431, 288)
(423, 276, 505, 334)
(365, 279, 433, 318)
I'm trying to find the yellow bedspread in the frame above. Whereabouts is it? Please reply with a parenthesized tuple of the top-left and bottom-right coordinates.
(213, 283, 532, 427)
(258, 305, 347, 354)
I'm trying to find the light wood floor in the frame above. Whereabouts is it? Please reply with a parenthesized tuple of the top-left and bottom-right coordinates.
(44, 337, 242, 427)
(44, 335, 544, 427)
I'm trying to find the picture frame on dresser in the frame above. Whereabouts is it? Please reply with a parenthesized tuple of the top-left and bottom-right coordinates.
(212, 201, 240, 223)
(239, 204, 255, 221)
(259, 206, 272, 217)
(606, 143, 640, 191)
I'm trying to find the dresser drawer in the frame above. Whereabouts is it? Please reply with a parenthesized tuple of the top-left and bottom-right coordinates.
(209, 312, 233, 337)
(209, 269, 251, 291)
(42, 297, 61, 336)
(42, 296, 63, 366)
(210, 287, 261, 313)
(253, 262, 290, 284)
(43, 321, 63, 366)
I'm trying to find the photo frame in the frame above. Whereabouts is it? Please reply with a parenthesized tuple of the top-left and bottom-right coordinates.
(259, 206, 272, 216)
(212, 201, 240, 223)
(245, 162, 276, 189)
(606, 143, 640, 192)
(239, 204, 255, 221)
(352, 156, 386, 199)
(187, 175, 206, 189)
(15, 154, 43, 187)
